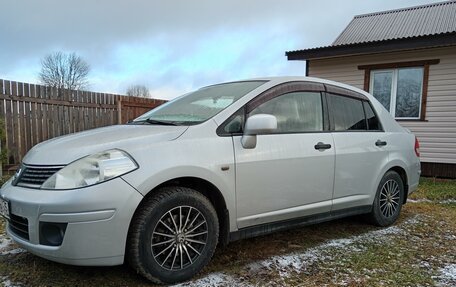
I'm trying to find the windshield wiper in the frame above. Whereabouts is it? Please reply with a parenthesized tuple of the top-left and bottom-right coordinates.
(142, 118, 179, 126)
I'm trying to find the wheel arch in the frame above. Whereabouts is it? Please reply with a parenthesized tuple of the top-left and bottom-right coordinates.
(387, 166, 409, 204)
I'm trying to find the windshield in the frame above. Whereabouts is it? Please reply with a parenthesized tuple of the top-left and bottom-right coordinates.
(133, 81, 266, 125)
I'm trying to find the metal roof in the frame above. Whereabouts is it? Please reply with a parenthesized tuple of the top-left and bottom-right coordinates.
(286, 1, 456, 60)
(333, 1, 456, 46)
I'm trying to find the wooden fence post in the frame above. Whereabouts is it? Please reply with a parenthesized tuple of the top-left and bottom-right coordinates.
(117, 99, 122, 124)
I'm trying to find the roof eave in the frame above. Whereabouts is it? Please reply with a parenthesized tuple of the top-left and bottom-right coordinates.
(286, 32, 456, 61)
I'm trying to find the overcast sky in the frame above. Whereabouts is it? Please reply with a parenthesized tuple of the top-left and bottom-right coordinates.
(0, 0, 443, 99)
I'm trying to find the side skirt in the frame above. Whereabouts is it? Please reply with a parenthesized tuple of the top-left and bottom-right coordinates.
(229, 205, 372, 242)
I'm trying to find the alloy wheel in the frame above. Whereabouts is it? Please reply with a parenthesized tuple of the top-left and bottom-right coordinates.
(151, 206, 208, 270)
(379, 179, 400, 218)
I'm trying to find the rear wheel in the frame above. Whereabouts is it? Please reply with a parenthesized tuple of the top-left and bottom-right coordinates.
(127, 187, 219, 284)
(368, 171, 404, 227)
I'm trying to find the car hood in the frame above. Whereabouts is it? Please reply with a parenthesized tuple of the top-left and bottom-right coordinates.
(23, 124, 188, 165)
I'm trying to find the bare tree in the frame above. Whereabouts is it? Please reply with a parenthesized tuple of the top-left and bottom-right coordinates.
(126, 84, 150, 98)
(39, 52, 90, 90)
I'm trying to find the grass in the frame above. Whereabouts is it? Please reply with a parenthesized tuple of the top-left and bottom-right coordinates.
(411, 177, 456, 201)
(1, 177, 455, 286)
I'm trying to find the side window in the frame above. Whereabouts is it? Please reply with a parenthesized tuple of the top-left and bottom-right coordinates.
(223, 109, 244, 134)
(363, 101, 381, 131)
(328, 94, 367, 131)
(249, 92, 323, 133)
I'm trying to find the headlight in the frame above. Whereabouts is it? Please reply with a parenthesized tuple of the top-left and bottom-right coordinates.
(42, 149, 138, 190)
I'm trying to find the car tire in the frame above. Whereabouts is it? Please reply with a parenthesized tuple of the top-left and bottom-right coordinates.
(127, 186, 219, 284)
(368, 171, 404, 227)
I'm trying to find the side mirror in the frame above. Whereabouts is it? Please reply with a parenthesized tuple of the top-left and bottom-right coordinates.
(241, 114, 277, 149)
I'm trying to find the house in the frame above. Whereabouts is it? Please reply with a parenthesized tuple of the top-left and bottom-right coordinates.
(286, 0, 456, 178)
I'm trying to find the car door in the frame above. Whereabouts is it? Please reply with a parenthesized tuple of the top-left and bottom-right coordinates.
(233, 82, 335, 229)
(325, 88, 390, 211)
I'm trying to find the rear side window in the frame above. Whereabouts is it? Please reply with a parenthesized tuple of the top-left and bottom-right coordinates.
(363, 102, 381, 131)
(328, 94, 367, 131)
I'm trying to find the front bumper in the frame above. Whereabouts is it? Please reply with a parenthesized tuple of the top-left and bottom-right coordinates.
(0, 177, 143, 266)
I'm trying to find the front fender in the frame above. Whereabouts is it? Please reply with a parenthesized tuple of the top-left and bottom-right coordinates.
(122, 165, 237, 232)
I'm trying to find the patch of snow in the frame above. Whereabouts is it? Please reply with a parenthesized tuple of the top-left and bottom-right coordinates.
(419, 261, 431, 268)
(1, 248, 26, 256)
(172, 272, 250, 287)
(248, 215, 420, 279)
(440, 199, 456, 204)
(367, 225, 404, 237)
(1, 276, 21, 287)
(0, 234, 25, 256)
(408, 198, 456, 204)
(324, 238, 354, 248)
(444, 234, 456, 240)
(0, 236, 12, 250)
(407, 199, 432, 203)
(434, 264, 456, 287)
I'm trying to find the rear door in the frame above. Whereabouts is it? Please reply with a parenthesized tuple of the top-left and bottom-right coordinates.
(233, 82, 335, 228)
(326, 86, 390, 211)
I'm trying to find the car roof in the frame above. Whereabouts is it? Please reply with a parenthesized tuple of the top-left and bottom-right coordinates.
(246, 76, 371, 98)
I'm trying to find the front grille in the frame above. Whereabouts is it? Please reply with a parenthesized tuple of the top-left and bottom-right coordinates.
(9, 214, 29, 240)
(15, 165, 63, 189)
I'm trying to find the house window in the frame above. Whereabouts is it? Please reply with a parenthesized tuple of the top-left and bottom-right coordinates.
(370, 67, 423, 119)
(359, 59, 439, 121)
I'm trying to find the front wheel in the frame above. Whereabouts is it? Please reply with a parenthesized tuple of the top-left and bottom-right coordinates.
(127, 187, 219, 284)
(368, 171, 404, 227)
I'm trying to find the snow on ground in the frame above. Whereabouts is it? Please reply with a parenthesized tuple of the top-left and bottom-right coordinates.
(172, 272, 250, 287)
(1, 248, 26, 256)
(173, 216, 420, 286)
(408, 198, 456, 204)
(440, 199, 456, 204)
(0, 233, 25, 256)
(1, 276, 21, 287)
(0, 236, 11, 250)
(408, 199, 432, 203)
(249, 219, 409, 280)
(434, 264, 456, 287)
(0, 233, 25, 287)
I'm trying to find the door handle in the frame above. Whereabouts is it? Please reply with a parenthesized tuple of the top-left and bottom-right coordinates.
(314, 142, 332, 150)
(375, 140, 387, 147)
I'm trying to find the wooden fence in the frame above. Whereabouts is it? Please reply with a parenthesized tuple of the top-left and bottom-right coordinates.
(0, 79, 166, 171)
(118, 97, 166, 124)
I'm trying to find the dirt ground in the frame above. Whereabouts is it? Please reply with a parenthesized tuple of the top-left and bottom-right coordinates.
(1, 177, 455, 286)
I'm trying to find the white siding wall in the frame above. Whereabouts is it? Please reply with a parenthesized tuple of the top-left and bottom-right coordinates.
(308, 47, 456, 164)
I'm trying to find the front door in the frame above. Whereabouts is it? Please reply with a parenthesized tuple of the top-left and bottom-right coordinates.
(234, 87, 335, 228)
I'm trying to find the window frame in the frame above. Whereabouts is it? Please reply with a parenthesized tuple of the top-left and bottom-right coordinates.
(358, 59, 440, 122)
(369, 67, 424, 120)
(325, 92, 384, 133)
(217, 81, 384, 136)
(217, 81, 330, 136)
(248, 91, 326, 134)
(363, 100, 384, 132)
